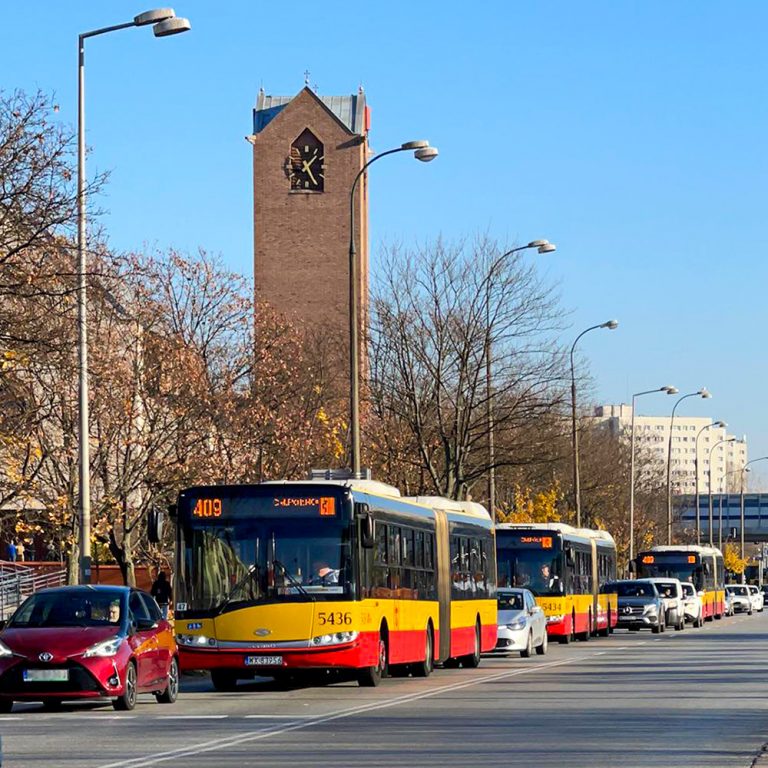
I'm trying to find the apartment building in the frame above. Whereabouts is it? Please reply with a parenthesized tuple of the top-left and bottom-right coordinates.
(594, 404, 747, 494)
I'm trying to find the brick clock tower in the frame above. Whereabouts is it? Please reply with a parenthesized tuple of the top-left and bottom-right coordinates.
(248, 87, 370, 364)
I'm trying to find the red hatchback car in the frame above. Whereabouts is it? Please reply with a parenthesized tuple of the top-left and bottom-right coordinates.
(0, 585, 178, 711)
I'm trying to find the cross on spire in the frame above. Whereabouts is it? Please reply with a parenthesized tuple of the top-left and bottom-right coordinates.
(304, 70, 311, 87)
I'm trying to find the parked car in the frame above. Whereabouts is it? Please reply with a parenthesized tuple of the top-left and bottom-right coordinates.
(605, 580, 665, 633)
(0, 586, 178, 712)
(747, 584, 764, 613)
(680, 582, 704, 627)
(637, 578, 685, 631)
(725, 584, 752, 614)
(494, 588, 548, 657)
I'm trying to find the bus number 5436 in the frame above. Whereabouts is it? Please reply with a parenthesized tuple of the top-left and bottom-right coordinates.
(317, 612, 352, 626)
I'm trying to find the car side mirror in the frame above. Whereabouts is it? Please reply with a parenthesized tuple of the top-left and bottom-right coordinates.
(136, 618, 158, 631)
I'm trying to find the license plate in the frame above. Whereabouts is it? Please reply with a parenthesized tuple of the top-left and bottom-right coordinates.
(244, 655, 282, 667)
(23, 669, 69, 682)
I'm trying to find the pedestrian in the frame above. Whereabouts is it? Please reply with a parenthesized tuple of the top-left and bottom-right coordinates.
(150, 571, 172, 618)
(16, 541, 25, 562)
(6, 541, 17, 562)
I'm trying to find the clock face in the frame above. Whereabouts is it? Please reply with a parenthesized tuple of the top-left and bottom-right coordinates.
(289, 134, 325, 191)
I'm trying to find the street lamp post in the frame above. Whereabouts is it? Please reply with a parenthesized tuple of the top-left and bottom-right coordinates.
(629, 385, 677, 562)
(570, 320, 618, 527)
(665, 388, 711, 545)
(486, 240, 556, 520)
(348, 141, 438, 478)
(77, 8, 190, 584)
(694, 421, 726, 545)
(708, 437, 735, 547)
(740, 457, 768, 564)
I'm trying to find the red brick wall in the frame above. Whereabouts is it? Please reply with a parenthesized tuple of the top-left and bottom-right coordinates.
(251, 89, 368, 364)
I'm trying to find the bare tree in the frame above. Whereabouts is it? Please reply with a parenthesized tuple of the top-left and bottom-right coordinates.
(368, 237, 569, 500)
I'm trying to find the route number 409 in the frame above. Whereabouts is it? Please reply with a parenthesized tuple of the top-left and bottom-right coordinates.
(317, 611, 352, 626)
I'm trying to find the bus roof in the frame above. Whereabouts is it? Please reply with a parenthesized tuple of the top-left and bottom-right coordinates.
(642, 544, 724, 557)
(496, 522, 615, 544)
(263, 478, 402, 499)
(403, 496, 492, 522)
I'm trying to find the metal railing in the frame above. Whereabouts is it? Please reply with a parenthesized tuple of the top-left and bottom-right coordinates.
(0, 562, 67, 620)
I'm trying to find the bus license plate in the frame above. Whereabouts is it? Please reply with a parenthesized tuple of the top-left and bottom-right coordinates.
(244, 655, 282, 667)
(23, 669, 69, 682)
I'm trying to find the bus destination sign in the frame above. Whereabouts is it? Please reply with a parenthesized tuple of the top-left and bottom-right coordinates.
(519, 535, 553, 549)
(274, 497, 336, 516)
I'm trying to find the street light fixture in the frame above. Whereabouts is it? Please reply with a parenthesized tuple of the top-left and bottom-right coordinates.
(570, 319, 619, 527)
(665, 388, 710, 545)
(694, 420, 726, 545)
(486, 240, 557, 519)
(708, 436, 735, 548)
(77, 8, 190, 584)
(348, 141, 438, 478)
(628, 385, 677, 562)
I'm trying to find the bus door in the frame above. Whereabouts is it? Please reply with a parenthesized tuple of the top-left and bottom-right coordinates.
(433, 508, 451, 663)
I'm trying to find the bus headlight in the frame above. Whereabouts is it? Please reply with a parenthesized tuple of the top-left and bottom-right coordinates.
(311, 632, 359, 646)
(177, 634, 217, 648)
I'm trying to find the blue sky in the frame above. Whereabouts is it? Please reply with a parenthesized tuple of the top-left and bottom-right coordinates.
(3, 1, 767, 483)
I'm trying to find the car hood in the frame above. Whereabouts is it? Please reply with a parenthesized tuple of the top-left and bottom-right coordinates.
(0, 626, 121, 661)
(617, 596, 656, 606)
(498, 609, 526, 624)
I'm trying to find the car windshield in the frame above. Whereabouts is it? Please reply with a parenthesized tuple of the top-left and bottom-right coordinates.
(498, 592, 524, 610)
(681, 584, 695, 597)
(9, 590, 125, 628)
(611, 582, 656, 597)
(727, 586, 749, 596)
(655, 582, 678, 596)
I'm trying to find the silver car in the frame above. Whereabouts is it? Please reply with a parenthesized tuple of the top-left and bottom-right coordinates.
(494, 588, 548, 657)
(637, 578, 685, 631)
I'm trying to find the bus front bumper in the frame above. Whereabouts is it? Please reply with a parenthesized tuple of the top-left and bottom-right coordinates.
(178, 632, 378, 672)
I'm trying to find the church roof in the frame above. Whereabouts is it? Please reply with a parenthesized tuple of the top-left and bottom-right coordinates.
(253, 87, 367, 135)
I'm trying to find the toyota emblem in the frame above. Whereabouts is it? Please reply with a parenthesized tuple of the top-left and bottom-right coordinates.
(38, 652, 53, 662)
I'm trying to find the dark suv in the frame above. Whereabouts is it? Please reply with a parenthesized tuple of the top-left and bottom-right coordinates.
(604, 580, 665, 633)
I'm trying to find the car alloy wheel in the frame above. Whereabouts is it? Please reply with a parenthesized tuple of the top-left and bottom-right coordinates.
(114, 662, 137, 711)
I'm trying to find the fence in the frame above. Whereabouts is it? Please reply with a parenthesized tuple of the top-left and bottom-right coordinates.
(0, 561, 66, 620)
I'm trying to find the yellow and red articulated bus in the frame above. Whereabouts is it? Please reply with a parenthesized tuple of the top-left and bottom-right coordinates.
(495, 523, 618, 642)
(158, 476, 496, 689)
(633, 545, 725, 620)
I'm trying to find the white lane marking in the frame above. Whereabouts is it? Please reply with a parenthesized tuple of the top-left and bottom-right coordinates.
(97, 656, 582, 768)
(244, 714, 315, 719)
(157, 715, 228, 720)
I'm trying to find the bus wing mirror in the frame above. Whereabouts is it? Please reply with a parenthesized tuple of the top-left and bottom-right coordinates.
(565, 546, 575, 567)
(628, 560, 636, 575)
(356, 503, 375, 548)
(148, 507, 165, 544)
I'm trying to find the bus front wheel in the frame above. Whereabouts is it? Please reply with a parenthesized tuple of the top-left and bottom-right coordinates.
(358, 633, 388, 687)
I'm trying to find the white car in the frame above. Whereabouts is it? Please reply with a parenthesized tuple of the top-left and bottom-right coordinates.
(637, 578, 685, 631)
(725, 584, 752, 614)
(494, 588, 548, 657)
(680, 581, 704, 627)
(747, 584, 764, 613)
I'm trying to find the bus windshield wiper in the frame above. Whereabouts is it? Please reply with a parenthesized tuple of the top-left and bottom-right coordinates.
(217, 564, 261, 614)
(272, 559, 312, 599)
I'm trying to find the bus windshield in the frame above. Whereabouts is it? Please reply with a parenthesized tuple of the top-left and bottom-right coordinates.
(636, 556, 703, 588)
(177, 490, 352, 613)
(496, 536, 563, 597)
